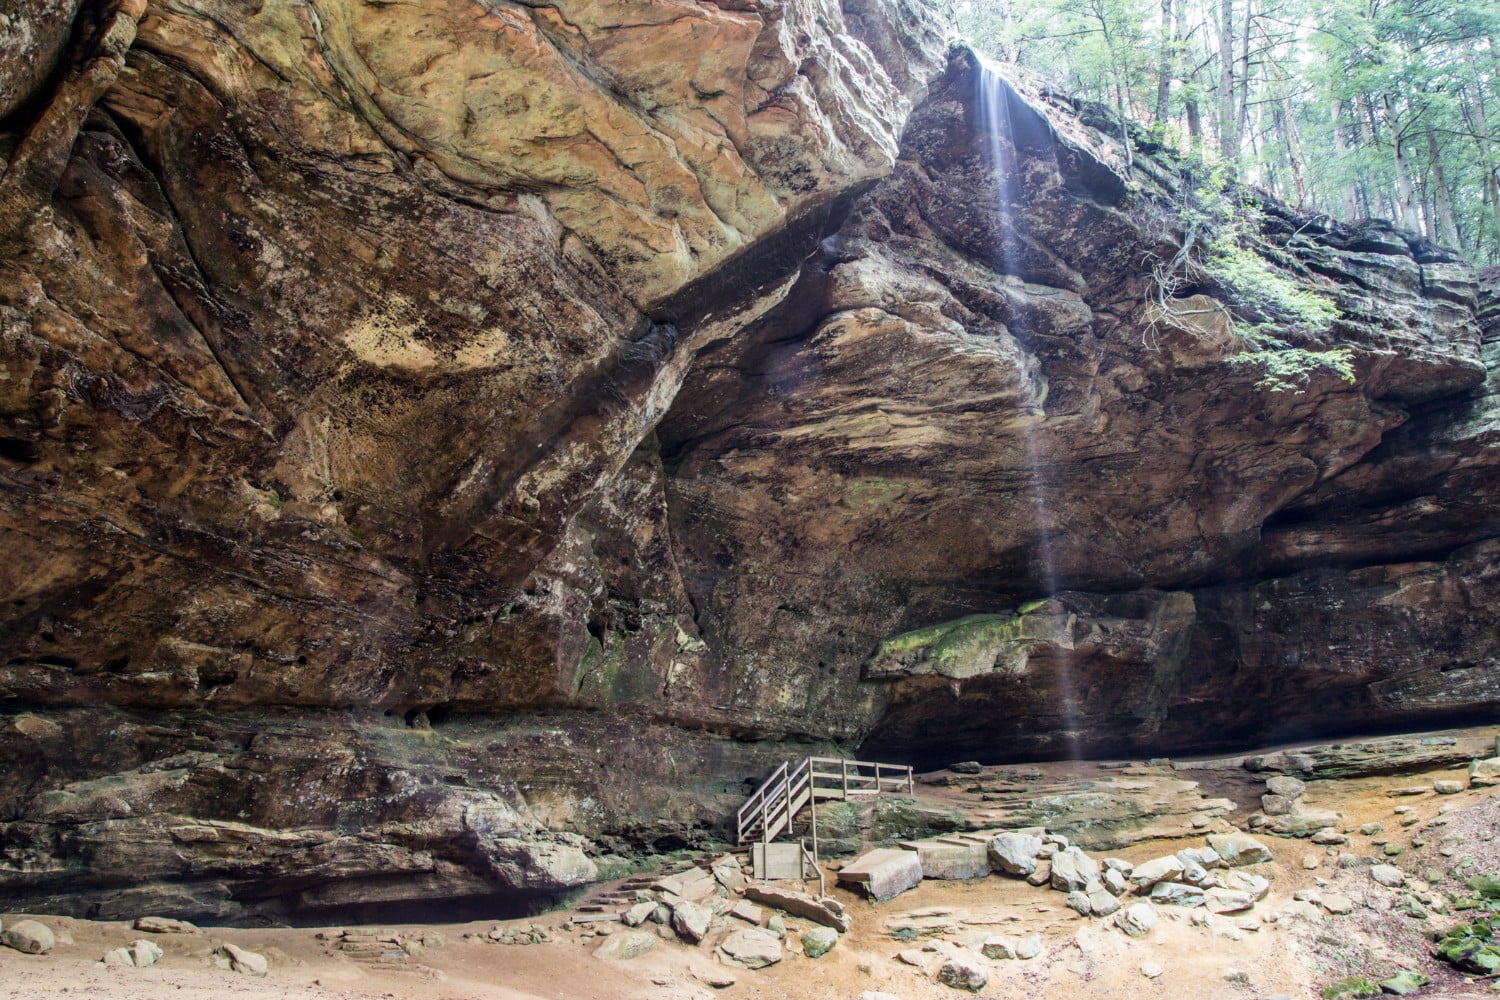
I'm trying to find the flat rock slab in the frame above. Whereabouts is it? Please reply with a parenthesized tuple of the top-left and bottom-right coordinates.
(902, 838, 989, 880)
(653, 868, 718, 901)
(836, 848, 924, 902)
(595, 930, 659, 960)
(743, 884, 850, 932)
(719, 928, 783, 969)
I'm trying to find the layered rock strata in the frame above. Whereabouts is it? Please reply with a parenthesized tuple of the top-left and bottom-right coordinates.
(0, 0, 1495, 918)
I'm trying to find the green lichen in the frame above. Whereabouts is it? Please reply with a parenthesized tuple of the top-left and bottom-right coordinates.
(1320, 976, 1379, 1000)
(841, 477, 909, 511)
(1435, 914, 1500, 974)
(870, 609, 1060, 679)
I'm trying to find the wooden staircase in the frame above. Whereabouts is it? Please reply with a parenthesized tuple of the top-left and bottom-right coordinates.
(736, 756, 914, 846)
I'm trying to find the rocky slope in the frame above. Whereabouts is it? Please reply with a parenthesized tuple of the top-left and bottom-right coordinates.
(0, 0, 1494, 920)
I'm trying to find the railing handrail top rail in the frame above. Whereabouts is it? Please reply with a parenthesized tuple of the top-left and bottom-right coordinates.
(806, 755, 912, 771)
(736, 760, 791, 824)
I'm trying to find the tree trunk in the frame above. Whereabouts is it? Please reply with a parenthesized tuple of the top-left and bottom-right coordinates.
(1382, 95, 1416, 229)
(1218, 0, 1236, 160)
(1156, 0, 1174, 126)
(1333, 100, 1358, 219)
(1234, 0, 1253, 165)
(1423, 117, 1461, 249)
(1462, 78, 1500, 253)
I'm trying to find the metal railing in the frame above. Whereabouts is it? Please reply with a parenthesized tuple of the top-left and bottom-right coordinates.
(736, 756, 914, 844)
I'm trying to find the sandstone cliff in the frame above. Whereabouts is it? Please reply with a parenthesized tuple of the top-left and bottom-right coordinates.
(0, 0, 1493, 920)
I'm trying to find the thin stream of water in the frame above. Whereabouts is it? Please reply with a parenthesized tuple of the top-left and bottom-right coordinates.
(973, 56, 1082, 760)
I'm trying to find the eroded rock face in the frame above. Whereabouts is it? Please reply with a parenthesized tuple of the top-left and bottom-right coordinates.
(0, 2, 1495, 919)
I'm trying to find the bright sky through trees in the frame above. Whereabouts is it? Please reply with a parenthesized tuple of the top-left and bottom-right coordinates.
(957, 0, 1500, 263)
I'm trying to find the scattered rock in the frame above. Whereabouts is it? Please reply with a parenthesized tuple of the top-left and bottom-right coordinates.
(1470, 758, 1500, 787)
(1321, 975, 1380, 1000)
(1208, 833, 1273, 866)
(1050, 846, 1101, 892)
(712, 854, 746, 893)
(1264, 809, 1344, 837)
(981, 935, 1016, 959)
(1223, 968, 1252, 987)
(1141, 960, 1164, 978)
(1088, 886, 1122, 917)
(1204, 888, 1255, 914)
(102, 947, 135, 966)
(1434, 780, 1466, 794)
(1262, 794, 1294, 815)
(623, 901, 658, 927)
(896, 948, 926, 966)
(729, 901, 763, 925)
(1149, 881, 1205, 907)
(1103, 867, 1128, 895)
(1312, 828, 1350, 845)
(937, 951, 989, 992)
(3, 920, 55, 955)
(130, 939, 164, 968)
(1178, 847, 1223, 869)
(134, 916, 198, 934)
(694, 967, 738, 988)
(988, 833, 1044, 876)
(1119, 902, 1157, 937)
(1066, 891, 1093, 917)
(215, 943, 268, 977)
(949, 761, 983, 774)
(802, 926, 838, 959)
(1370, 864, 1406, 888)
(1130, 855, 1185, 889)
(595, 930, 659, 961)
(719, 928, 783, 969)
(1223, 870, 1271, 900)
(1266, 776, 1306, 799)
(1015, 934, 1042, 959)
(672, 902, 712, 944)
(1026, 860, 1053, 886)
(1360, 822, 1384, 836)
(1303, 854, 1322, 870)
(743, 884, 851, 932)
(1379, 970, 1429, 995)
(1320, 894, 1355, 915)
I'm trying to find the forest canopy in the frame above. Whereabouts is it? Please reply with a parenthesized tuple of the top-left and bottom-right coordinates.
(957, 0, 1500, 264)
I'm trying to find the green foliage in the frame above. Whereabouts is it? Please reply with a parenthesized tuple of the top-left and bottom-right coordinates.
(1147, 152, 1352, 392)
(958, 0, 1500, 264)
(1226, 341, 1356, 393)
(1203, 238, 1339, 335)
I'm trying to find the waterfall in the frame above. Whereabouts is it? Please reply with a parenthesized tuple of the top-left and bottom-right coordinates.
(973, 56, 1081, 759)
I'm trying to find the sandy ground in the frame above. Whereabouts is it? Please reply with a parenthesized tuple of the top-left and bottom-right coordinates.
(4, 732, 1498, 1000)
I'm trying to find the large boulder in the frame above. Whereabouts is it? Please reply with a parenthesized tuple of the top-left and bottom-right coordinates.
(989, 833, 1043, 876)
(3, 919, 55, 955)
